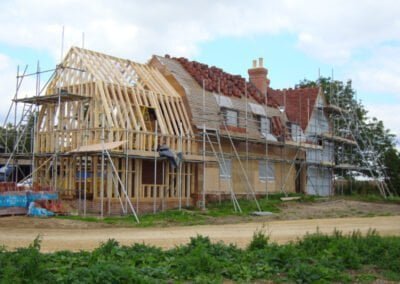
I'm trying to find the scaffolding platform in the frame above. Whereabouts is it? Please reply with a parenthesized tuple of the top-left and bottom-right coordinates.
(335, 163, 368, 170)
(319, 133, 357, 145)
(324, 104, 347, 114)
(14, 93, 90, 105)
(0, 154, 32, 166)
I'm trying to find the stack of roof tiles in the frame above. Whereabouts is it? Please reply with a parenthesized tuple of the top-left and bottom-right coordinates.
(171, 56, 276, 106)
(168, 55, 320, 132)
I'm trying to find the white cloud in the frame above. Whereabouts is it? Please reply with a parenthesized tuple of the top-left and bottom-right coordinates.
(365, 103, 400, 149)
(0, 53, 16, 118)
(0, 0, 399, 141)
(0, 53, 37, 124)
(0, 0, 399, 63)
(348, 46, 400, 97)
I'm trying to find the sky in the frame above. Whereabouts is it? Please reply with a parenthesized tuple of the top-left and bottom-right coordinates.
(0, 0, 399, 147)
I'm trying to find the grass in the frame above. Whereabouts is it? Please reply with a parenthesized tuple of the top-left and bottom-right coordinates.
(338, 193, 400, 204)
(1, 230, 399, 283)
(58, 194, 288, 227)
(57, 192, 399, 227)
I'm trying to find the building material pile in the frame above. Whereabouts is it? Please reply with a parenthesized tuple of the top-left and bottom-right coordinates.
(0, 184, 61, 216)
(172, 56, 275, 105)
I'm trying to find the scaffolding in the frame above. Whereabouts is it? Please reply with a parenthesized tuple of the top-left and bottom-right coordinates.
(0, 47, 393, 220)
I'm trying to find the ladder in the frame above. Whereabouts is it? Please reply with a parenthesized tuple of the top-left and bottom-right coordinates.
(220, 121, 262, 212)
(204, 129, 241, 212)
(16, 103, 35, 154)
(333, 99, 392, 198)
(2, 102, 35, 170)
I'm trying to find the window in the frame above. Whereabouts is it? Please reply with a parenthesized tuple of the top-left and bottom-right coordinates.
(219, 158, 232, 179)
(291, 123, 306, 142)
(214, 94, 233, 108)
(260, 116, 271, 135)
(286, 121, 292, 137)
(223, 109, 238, 127)
(248, 102, 266, 116)
(259, 161, 275, 181)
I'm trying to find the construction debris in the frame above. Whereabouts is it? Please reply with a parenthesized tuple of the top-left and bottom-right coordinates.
(0, 184, 60, 217)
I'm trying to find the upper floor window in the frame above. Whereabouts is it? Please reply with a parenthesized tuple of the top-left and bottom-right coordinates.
(260, 116, 271, 136)
(223, 108, 239, 127)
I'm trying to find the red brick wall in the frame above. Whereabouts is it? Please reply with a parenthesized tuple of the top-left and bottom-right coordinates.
(64, 198, 196, 216)
(248, 67, 269, 96)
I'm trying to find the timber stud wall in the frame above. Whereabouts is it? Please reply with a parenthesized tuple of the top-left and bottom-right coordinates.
(28, 47, 314, 216)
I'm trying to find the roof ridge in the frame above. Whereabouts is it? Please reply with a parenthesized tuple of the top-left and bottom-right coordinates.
(169, 55, 279, 107)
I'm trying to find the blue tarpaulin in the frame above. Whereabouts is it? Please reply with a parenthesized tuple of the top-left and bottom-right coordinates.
(27, 191, 58, 203)
(0, 194, 27, 208)
(0, 191, 59, 216)
(27, 202, 55, 217)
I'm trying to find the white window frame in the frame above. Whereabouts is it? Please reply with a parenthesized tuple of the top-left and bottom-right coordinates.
(291, 123, 306, 142)
(219, 158, 232, 179)
(260, 116, 271, 135)
(223, 108, 238, 127)
(259, 160, 275, 181)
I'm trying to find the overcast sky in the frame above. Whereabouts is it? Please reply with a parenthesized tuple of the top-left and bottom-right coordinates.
(0, 0, 399, 145)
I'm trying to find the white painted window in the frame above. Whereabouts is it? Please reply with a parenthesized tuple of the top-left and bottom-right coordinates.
(224, 109, 238, 127)
(220, 158, 232, 179)
(291, 123, 306, 142)
(260, 116, 271, 135)
(259, 161, 275, 181)
(260, 116, 277, 141)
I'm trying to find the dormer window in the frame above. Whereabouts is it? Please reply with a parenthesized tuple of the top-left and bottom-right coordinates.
(260, 116, 271, 136)
(223, 108, 238, 127)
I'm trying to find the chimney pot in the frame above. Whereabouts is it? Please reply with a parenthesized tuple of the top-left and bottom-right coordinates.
(248, 58, 270, 96)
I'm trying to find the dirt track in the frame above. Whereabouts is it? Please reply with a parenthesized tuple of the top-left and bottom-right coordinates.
(1, 215, 399, 252)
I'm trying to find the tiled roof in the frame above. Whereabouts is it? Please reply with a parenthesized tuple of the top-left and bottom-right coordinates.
(166, 55, 319, 131)
(267, 87, 319, 131)
(171, 56, 278, 107)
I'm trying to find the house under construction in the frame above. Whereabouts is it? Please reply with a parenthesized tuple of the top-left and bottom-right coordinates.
(0, 47, 391, 217)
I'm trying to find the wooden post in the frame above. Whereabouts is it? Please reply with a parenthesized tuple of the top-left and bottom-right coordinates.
(202, 79, 206, 210)
(153, 121, 158, 213)
(100, 114, 105, 218)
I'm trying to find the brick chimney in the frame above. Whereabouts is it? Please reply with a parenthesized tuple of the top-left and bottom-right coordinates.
(248, 57, 270, 96)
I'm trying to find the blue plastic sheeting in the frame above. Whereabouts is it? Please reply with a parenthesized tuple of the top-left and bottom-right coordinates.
(0, 191, 58, 208)
(0, 194, 28, 208)
(27, 202, 55, 217)
(27, 192, 58, 203)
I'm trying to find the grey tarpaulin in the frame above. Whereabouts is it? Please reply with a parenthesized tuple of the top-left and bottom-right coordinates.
(157, 144, 182, 168)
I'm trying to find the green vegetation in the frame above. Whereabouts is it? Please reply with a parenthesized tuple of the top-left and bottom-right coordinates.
(1, 230, 399, 283)
(58, 192, 399, 227)
(339, 193, 400, 204)
(299, 77, 400, 196)
(57, 194, 300, 227)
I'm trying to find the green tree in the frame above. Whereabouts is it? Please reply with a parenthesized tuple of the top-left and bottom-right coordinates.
(383, 148, 400, 195)
(297, 77, 398, 195)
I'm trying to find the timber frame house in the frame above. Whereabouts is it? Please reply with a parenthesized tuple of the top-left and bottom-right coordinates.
(4, 46, 381, 217)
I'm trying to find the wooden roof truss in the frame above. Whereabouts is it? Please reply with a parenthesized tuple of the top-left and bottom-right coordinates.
(37, 47, 193, 153)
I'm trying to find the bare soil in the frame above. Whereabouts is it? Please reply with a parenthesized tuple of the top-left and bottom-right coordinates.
(207, 199, 400, 225)
(0, 199, 399, 252)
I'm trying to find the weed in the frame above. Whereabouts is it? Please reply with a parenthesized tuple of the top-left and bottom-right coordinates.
(1, 231, 400, 283)
(248, 228, 270, 250)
